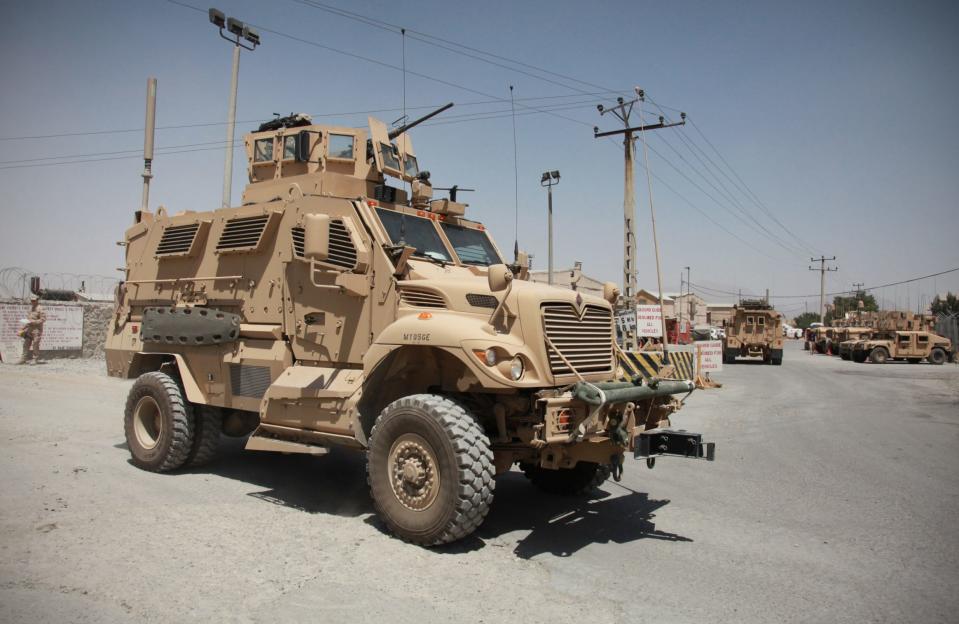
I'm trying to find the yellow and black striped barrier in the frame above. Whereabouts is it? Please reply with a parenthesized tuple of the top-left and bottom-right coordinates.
(617, 349, 696, 381)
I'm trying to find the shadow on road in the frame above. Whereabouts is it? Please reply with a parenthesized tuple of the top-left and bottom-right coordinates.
(151, 438, 689, 557)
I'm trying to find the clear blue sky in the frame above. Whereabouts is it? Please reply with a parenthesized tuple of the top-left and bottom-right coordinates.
(1, 0, 956, 317)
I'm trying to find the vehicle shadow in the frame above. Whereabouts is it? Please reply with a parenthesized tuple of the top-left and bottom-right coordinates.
(141, 437, 690, 556)
(179, 438, 374, 517)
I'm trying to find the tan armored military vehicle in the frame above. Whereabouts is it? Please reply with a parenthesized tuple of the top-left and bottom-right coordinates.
(106, 106, 714, 545)
(851, 331, 953, 364)
(722, 299, 783, 365)
(837, 327, 873, 360)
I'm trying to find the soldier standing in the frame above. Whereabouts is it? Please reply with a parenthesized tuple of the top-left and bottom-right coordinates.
(19, 295, 46, 364)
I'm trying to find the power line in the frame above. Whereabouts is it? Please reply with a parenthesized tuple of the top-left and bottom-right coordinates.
(688, 266, 959, 300)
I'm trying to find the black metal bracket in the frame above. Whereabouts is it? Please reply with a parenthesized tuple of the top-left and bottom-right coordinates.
(634, 428, 715, 461)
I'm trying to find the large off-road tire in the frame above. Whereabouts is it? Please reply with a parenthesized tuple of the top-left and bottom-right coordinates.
(771, 355, 783, 366)
(520, 461, 611, 496)
(869, 347, 889, 364)
(928, 348, 946, 365)
(124, 372, 195, 472)
(841, 353, 850, 361)
(852, 352, 867, 363)
(185, 405, 222, 467)
(367, 394, 494, 546)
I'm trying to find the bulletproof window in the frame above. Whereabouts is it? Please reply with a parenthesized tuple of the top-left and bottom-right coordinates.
(379, 142, 400, 171)
(254, 138, 273, 163)
(282, 135, 298, 160)
(328, 133, 355, 160)
(757, 316, 765, 326)
(441, 222, 502, 266)
(917, 334, 929, 345)
(376, 208, 449, 261)
(404, 154, 419, 177)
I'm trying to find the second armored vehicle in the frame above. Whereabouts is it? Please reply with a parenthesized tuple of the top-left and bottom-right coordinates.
(852, 331, 953, 364)
(722, 299, 783, 365)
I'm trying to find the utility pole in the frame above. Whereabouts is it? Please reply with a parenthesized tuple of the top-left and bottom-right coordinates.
(808, 256, 838, 323)
(209, 9, 260, 209)
(685, 266, 691, 326)
(594, 91, 684, 349)
(540, 171, 560, 285)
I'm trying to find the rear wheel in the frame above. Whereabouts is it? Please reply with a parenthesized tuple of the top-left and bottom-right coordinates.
(869, 348, 889, 364)
(367, 394, 494, 546)
(841, 353, 850, 361)
(520, 461, 611, 496)
(185, 405, 222, 467)
(928, 348, 946, 365)
(771, 355, 783, 366)
(124, 372, 194, 472)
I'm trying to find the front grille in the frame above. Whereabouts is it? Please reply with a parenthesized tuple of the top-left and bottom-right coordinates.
(542, 303, 614, 376)
(291, 220, 357, 270)
(466, 293, 498, 309)
(216, 215, 270, 252)
(399, 288, 446, 308)
(156, 223, 200, 257)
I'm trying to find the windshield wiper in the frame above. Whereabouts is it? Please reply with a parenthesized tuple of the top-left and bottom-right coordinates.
(413, 251, 449, 267)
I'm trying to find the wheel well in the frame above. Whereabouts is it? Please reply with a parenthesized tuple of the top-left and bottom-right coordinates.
(129, 353, 175, 379)
(358, 347, 479, 440)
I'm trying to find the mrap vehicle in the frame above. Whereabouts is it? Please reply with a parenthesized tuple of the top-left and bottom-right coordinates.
(106, 105, 713, 545)
(722, 299, 783, 364)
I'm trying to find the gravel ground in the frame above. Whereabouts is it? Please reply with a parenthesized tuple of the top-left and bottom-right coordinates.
(1, 341, 957, 623)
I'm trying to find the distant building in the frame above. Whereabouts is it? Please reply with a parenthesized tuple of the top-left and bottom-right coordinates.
(635, 289, 675, 318)
(706, 303, 735, 327)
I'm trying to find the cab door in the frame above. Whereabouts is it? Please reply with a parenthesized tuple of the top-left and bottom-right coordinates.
(896, 333, 912, 357)
(285, 196, 372, 366)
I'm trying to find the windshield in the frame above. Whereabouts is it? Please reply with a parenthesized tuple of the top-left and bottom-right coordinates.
(376, 208, 451, 261)
(440, 222, 502, 266)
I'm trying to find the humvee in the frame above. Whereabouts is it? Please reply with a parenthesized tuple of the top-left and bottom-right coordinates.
(837, 327, 872, 360)
(722, 299, 783, 364)
(106, 105, 713, 545)
(851, 331, 953, 364)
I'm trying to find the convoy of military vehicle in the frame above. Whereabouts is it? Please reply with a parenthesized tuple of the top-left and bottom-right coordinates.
(804, 310, 954, 365)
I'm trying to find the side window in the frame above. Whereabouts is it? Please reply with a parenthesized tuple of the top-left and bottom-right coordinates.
(917, 335, 929, 346)
(283, 135, 298, 160)
(254, 138, 274, 163)
(328, 134, 355, 160)
(757, 316, 765, 327)
(379, 142, 400, 171)
(897, 334, 910, 348)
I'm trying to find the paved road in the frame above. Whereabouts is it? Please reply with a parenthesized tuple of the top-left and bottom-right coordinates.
(1, 342, 957, 623)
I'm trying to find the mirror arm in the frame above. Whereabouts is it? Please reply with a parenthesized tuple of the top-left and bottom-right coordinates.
(488, 279, 513, 329)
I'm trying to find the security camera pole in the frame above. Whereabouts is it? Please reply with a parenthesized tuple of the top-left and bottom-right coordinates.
(594, 90, 684, 349)
(209, 8, 260, 209)
(540, 170, 560, 285)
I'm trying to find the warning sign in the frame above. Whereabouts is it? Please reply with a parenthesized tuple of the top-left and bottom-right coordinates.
(694, 340, 723, 374)
(0, 303, 83, 361)
(636, 305, 664, 337)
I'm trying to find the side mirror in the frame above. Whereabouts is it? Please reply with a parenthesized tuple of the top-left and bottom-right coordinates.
(296, 130, 313, 163)
(303, 214, 330, 261)
(488, 263, 513, 292)
(603, 281, 620, 304)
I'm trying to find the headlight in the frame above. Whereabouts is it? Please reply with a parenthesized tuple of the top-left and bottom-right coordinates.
(510, 356, 524, 381)
(485, 348, 497, 366)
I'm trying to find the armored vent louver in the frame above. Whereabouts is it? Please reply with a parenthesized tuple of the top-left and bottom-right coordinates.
(292, 220, 358, 270)
(466, 293, 498, 309)
(156, 223, 200, 257)
(399, 289, 447, 309)
(216, 214, 271, 253)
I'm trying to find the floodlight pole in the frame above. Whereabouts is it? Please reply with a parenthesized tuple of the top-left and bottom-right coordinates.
(594, 91, 684, 350)
(540, 171, 560, 285)
(210, 9, 260, 209)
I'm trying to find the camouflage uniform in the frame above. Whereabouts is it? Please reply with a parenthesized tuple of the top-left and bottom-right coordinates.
(20, 301, 46, 364)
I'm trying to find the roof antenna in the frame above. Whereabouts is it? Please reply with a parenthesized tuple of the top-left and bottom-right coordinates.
(510, 84, 519, 262)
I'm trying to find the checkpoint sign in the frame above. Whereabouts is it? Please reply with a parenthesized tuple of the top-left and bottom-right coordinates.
(694, 340, 723, 374)
(636, 305, 663, 337)
(0, 303, 83, 362)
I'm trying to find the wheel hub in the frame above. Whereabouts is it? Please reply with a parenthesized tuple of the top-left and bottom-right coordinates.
(388, 434, 440, 511)
(132, 396, 162, 450)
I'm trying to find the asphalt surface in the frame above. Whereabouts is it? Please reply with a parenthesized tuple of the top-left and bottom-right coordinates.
(1, 342, 958, 623)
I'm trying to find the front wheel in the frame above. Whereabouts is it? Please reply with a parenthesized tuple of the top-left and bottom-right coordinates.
(870, 348, 889, 364)
(520, 461, 611, 496)
(124, 372, 195, 472)
(367, 395, 494, 546)
(928, 348, 946, 365)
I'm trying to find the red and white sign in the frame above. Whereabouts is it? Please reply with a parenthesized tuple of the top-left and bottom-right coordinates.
(694, 340, 723, 373)
(0, 303, 83, 361)
(636, 305, 664, 337)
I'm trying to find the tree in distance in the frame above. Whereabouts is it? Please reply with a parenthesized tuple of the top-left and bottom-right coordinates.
(930, 292, 959, 316)
(793, 312, 821, 329)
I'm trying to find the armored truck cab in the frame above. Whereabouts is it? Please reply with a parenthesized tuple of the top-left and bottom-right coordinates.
(837, 327, 873, 360)
(106, 107, 713, 545)
(722, 299, 783, 365)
